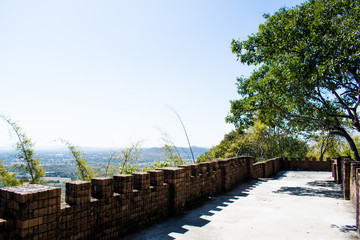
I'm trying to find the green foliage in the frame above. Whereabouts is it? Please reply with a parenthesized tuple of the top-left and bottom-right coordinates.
(160, 144, 186, 167)
(117, 142, 142, 174)
(198, 121, 308, 162)
(157, 130, 187, 167)
(307, 131, 342, 159)
(338, 135, 360, 158)
(101, 152, 117, 177)
(227, 0, 360, 160)
(60, 140, 97, 181)
(1, 115, 45, 184)
(59, 141, 143, 178)
(0, 160, 21, 187)
(307, 133, 360, 159)
(147, 160, 172, 170)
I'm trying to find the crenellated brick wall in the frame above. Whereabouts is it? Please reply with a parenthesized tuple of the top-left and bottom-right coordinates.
(331, 156, 354, 200)
(334, 157, 360, 235)
(282, 157, 331, 171)
(0, 156, 331, 240)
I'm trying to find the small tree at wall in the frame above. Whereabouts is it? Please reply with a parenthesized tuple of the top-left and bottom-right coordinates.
(157, 130, 187, 167)
(101, 151, 118, 177)
(0, 160, 21, 187)
(117, 141, 143, 174)
(1, 115, 45, 184)
(60, 140, 97, 181)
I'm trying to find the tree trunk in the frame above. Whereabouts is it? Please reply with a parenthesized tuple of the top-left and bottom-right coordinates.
(343, 131, 360, 161)
(333, 127, 360, 161)
(319, 135, 327, 160)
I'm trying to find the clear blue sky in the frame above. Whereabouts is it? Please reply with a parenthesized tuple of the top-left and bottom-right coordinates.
(0, 0, 305, 149)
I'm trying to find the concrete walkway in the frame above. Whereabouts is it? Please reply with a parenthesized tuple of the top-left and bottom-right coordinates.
(122, 171, 359, 240)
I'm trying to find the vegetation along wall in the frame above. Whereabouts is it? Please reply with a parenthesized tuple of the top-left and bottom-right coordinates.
(0, 156, 331, 240)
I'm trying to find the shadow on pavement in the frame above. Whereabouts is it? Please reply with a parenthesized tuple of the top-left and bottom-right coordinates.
(331, 224, 357, 233)
(273, 178, 343, 198)
(307, 180, 340, 188)
(121, 175, 274, 240)
(273, 186, 343, 198)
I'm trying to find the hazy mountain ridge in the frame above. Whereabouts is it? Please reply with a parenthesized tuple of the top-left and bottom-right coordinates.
(0, 146, 209, 165)
(0, 147, 209, 182)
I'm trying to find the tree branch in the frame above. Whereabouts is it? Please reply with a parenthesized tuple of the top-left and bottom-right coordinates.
(347, 67, 360, 85)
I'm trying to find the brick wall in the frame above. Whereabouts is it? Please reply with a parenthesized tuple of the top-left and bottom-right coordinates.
(341, 160, 360, 235)
(332, 156, 350, 184)
(0, 156, 330, 240)
(0, 185, 61, 239)
(250, 157, 282, 178)
(281, 157, 332, 171)
(336, 158, 360, 235)
(250, 157, 331, 179)
(330, 157, 360, 235)
(350, 163, 360, 207)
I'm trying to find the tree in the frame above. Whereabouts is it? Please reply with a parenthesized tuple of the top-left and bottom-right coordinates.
(307, 131, 342, 159)
(198, 122, 308, 163)
(117, 141, 143, 174)
(0, 160, 21, 187)
(101, 151, 118, 177)
(60, 140, 97, 181)
(1, 115, 45, 184)
(328, 134, 360, 159)
(157, 130, 187, 167)
(227, 0, 360, 160)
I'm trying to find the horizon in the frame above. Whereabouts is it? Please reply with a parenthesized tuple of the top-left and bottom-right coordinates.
(0, 145, 210, 152)
(0, 0, 306, 149)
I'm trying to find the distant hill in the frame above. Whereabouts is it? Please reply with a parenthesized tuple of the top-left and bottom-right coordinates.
(140, 146, 209, 162)
(0, 146, 209, 165)
(0, 146, 209, 181)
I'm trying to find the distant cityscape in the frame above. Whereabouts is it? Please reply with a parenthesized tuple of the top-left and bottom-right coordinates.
(0, 146, 208, 198)
(0, 146, 208, 179)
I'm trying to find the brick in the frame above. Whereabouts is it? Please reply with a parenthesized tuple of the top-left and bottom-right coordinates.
(133, 173, 150, 190)
(91, 178, 114, 199)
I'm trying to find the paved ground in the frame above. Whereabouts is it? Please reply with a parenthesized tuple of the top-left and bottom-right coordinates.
(122, 171, 359, 240)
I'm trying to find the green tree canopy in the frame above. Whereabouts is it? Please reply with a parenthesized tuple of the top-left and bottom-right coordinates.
(198, 122, 308, 163)
(227, 0, 360, 160)
(0, 160, 21, 187)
